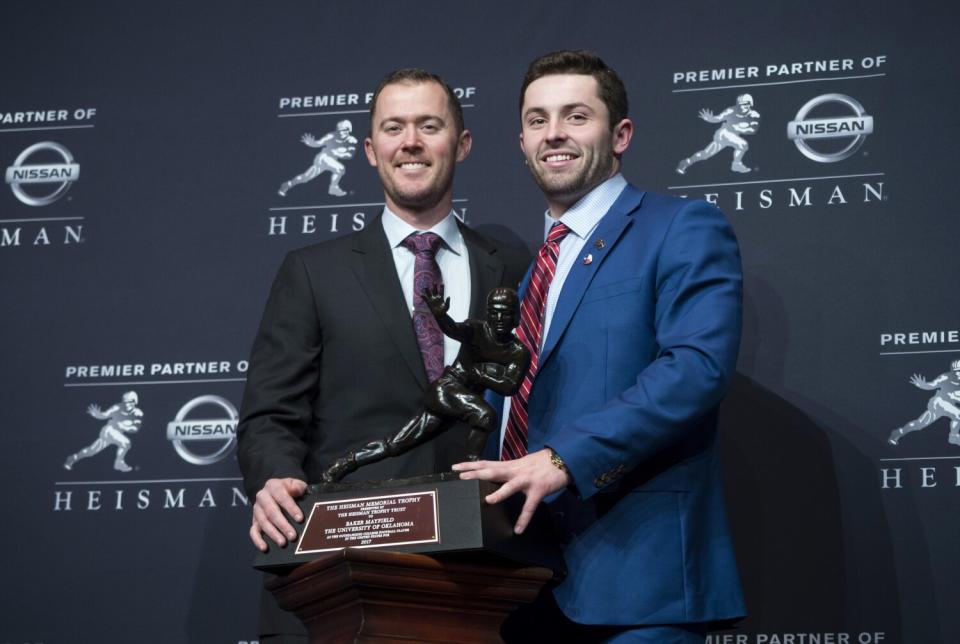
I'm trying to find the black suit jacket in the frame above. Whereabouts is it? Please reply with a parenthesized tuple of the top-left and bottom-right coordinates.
(237, 216, 529, 499)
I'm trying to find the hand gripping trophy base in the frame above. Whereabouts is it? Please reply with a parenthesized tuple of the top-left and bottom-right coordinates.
(320, 286, 529, 483)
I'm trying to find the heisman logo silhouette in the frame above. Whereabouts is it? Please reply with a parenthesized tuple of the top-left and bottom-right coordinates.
(278, 119, 358, 197)
(889, 360, 960, 447)
(676, 94, 760, 175)
(64, 391, 143, 472)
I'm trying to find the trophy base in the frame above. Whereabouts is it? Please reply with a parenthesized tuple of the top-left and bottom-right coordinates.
(253, 472, 564, 575)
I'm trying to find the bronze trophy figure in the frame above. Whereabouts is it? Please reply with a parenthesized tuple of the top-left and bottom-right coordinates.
(322, 286, 530, 482)
(253, 286, 560, 575)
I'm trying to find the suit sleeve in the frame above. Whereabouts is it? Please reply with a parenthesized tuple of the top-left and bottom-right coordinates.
(547, 201, 743, 500)
(237, 251, 322, 499)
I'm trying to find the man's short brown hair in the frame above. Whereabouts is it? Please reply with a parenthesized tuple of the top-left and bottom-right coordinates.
(520, 50, 629, 130)
(368, 68, 465, 135)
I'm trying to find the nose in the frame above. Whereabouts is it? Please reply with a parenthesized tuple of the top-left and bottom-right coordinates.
(545, 119, 567, 144)
(400, 125, 422, 150)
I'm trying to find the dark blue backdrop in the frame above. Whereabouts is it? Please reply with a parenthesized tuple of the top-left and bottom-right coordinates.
(1, 1, 957, 642)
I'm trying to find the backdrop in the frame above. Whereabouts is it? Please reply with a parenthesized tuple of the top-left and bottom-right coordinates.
(1, 1, 957, 642)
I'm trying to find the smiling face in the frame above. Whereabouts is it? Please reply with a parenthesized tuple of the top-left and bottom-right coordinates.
(365, 80, 471, 226)
(519, 74, 632, 217)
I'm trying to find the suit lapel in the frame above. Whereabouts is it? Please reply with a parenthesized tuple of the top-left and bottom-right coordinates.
(350, 216, 429, 390)
(538, 186, 646, 372)
(459, 221, 505, 318)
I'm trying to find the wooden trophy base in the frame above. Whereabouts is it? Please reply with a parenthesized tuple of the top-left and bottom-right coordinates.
(267, 547, 553, 643)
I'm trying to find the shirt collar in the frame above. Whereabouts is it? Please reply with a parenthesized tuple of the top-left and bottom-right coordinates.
(381, 207, 465, 255)
(543, 173, 628, 240)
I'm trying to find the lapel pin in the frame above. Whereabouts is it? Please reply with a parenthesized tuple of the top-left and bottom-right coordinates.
(594, 239, 605, 249)
(582, 253, 593, 265)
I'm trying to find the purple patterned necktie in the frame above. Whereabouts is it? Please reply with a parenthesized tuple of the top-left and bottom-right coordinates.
(401, 232, 445, 383)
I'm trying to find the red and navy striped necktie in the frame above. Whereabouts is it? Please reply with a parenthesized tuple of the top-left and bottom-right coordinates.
(502, 222, 571, 460)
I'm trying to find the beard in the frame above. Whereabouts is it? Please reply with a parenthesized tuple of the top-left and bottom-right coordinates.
(527, 144, 616, 207)
(378, 164, 455, 213)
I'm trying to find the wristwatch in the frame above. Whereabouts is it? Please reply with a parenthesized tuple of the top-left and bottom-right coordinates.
(547, 447, 568, 473)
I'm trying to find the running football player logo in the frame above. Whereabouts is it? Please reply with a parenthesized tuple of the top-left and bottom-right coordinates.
(676, 94, 760, 175)
(64, 391, 144, 472)
(889, 360, 960, 446)
(278, 119, 358, 197)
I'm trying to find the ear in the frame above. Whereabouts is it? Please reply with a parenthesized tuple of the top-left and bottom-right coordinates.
(611, 118, 634, 156)
(455, 128, 473, 162)
(364, 137, 377, 167)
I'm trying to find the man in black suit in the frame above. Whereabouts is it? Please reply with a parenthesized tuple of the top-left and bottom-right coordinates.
(237, 68, 528, 642)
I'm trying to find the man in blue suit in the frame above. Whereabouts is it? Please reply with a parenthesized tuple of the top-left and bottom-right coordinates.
(454, 50, 746, 642)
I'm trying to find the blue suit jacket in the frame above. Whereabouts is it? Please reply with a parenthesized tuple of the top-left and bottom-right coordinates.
(506, 184, 746, 625)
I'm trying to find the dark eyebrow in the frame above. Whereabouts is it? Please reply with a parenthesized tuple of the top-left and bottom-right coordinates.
(562, 102, 594, 112)
(523, 102, 595, 119)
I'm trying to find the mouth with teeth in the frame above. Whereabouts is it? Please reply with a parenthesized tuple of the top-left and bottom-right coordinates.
(397, 161, 429, 170)
(542, 152, 579, 166)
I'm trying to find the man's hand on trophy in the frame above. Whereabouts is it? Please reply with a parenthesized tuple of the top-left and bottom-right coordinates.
(423, 283, 450, 316)
(453, 449, 571, 534)
(250, 477, 308, 552)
